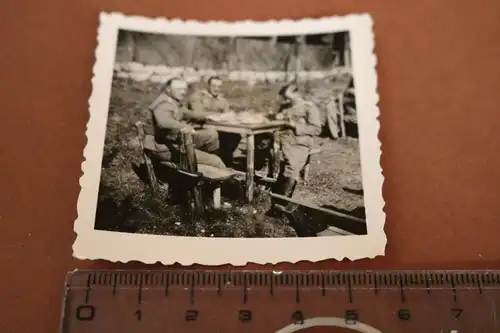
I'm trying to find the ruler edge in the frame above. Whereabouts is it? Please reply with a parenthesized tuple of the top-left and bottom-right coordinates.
(63, 268, 500, 288)
(65, 269, 500, 275)
(65, 268, 500, 273)
(59, 270, 77, 333)
(59, 269, 500, 333)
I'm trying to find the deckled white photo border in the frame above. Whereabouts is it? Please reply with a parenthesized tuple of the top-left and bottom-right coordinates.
(73, 11, 385, 265)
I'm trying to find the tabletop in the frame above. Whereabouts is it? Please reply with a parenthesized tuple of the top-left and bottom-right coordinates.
(205, 120, 286, 134)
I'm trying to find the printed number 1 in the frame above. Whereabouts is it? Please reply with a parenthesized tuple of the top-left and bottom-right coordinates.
(185, 310, 198, 321)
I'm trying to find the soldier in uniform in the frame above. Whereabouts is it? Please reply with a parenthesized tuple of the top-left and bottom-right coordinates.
(188, 76, 230, 114)
(148, 77, 226, 169)
(187, 75, 237, 165)
(267, 83, 322, 216)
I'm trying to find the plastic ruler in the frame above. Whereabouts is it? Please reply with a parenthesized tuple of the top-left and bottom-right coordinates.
(59, 269, 500, 332)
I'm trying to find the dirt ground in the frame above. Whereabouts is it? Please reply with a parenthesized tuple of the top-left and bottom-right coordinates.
(94, 76, 364, 238)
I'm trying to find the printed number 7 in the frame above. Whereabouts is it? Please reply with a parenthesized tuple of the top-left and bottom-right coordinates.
(451, 308, 463, 320)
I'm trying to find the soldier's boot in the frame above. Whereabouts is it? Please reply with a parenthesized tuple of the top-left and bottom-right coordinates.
(265, 175, 286, 217)
(282, 177, 300, 213)
(266, 176, 299, 218)
(282, 177, 297, 198)
(280, 177, 315, 237)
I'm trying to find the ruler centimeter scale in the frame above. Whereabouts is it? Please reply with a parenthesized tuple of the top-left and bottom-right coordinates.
(60, 269, 500, 332)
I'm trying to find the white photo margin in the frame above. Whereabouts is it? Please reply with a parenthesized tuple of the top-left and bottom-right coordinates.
(73, 11, 386, 265)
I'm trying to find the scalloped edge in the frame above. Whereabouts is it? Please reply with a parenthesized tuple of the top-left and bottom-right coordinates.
(72, 11, 386, 266)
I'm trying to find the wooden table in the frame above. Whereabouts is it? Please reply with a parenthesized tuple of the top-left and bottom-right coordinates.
(204, 120, 286, 202)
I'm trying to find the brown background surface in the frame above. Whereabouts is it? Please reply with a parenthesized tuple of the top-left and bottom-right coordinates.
(1, 0, 500, 332)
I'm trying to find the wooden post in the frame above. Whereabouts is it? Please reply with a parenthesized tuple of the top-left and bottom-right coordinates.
(229, 37, 240, 79)
(267, 131, 279, 180)
(179, 132, 204, 216)
(284, 40, 293, 82)
(268, 36, 278, 83)
(179, 133, 198, 173)
(213, 187, 221, 209)
(227, 37, 235, 74)
(344, 33, 351, 68)
(125, 32, 136, 62)
(338, 92, 346, 138)
(134, 122, 158, 192)
(245, 133, 255, 202)
(270, 36, 277, 46)
(294, 35, 305, 84)
(330, 33, 338, 68)
(334, 33, 345, 68)
(184, 37, 196, 80)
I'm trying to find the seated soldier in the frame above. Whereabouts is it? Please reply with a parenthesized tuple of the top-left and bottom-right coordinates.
(188, 76, 230, 114)
(187, 75, 273, 169)
(267, 83, 322, 217)
(188, 75, 236, 165)
(148, 77, 226, 169)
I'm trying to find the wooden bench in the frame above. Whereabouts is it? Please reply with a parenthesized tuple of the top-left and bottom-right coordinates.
(135, 121, 237, 215)
(268, 192, 367, 237)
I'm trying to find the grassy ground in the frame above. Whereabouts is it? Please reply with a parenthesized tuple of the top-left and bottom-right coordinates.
(94, 76, 364, 238)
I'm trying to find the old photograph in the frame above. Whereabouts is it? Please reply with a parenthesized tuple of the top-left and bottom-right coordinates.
(73, 13, 385, 264)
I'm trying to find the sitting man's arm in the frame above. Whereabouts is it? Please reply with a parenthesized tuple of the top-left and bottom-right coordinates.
(183, 109, 214, 123)
(268, 104, 286, 120)
(152, 102, 186, 131)
(294, 103, 322, 136)
(186, 92, 219, 122)
(188, 91, 206, 114)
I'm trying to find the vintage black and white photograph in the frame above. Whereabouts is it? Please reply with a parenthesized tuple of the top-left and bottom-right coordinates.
(73, 13, 385, 264)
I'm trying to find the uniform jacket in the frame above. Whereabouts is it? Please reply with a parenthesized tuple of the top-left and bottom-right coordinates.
(188, 89, 230, 114)
(148, 93, 210, 151)
(279, 100, 322, 148)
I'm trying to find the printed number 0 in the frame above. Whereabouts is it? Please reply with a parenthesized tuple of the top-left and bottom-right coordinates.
(345, 310, 358, 325)
(76, 305, 95, 321)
